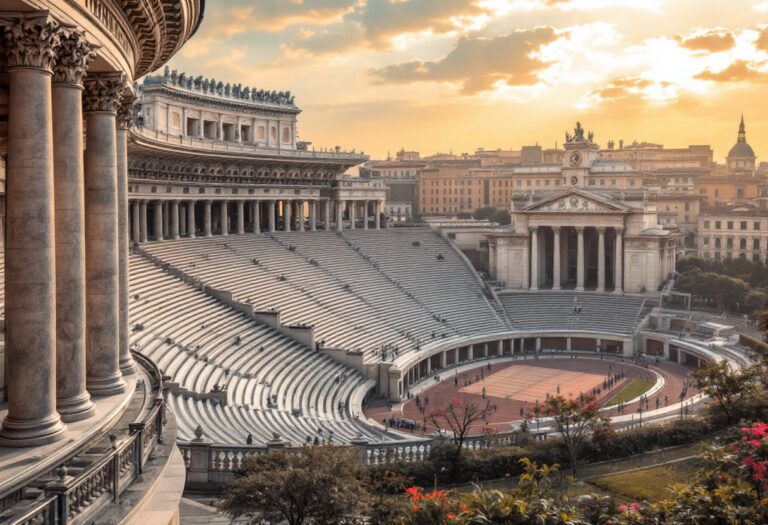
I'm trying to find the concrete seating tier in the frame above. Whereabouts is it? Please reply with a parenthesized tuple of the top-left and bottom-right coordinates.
(140, 229, 508, 361)
(129, 255, 382, 445)
(499, 292, 646, 335)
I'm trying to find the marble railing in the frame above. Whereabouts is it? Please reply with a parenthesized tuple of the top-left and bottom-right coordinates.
(0, 352, 167, 525)
(131, 126, 368, 162)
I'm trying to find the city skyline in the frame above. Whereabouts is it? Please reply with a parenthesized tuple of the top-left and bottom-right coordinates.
(166, 0, 768, 161)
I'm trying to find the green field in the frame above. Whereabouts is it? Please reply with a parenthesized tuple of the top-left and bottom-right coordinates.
(605, 379, 655, 407)
(589, 460, 699, 501)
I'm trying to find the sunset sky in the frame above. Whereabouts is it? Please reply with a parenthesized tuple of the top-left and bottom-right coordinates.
(166, 0, 768, 162)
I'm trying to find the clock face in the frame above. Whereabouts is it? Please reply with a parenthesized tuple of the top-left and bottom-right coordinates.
(571, 175, 578, 185)
(569, 151, 582, 166)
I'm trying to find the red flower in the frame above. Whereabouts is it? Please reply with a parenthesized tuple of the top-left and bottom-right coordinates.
(412, 504, 420, 511)
(447, 513, 457, 519)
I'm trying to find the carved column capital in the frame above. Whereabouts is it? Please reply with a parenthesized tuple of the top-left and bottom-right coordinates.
(3, 15, 61, 72)
(82, 73, 125, 113)
(575, 226, 585, 233)
(596, 226, 606, 234)
(52, 28, 96, 85)
(116, 87, 137, 129)
(551, 225, 561, 233)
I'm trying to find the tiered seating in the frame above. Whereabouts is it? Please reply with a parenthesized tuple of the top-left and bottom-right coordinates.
(140, 229, 508, 361)
(129, 255, 386, 445)
(499, 292, 646, 335)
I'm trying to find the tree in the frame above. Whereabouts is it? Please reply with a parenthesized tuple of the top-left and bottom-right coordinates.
(693, 359, 760, 422)
(472, 206, 496, 221)
(428, 398, 494, 462)
(490, 209, 511, 225)
(541, 394, 608, 475)
(217, 445, 370, 525)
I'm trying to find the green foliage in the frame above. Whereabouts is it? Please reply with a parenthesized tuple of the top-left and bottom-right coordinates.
(675, 256, 768, 313)
(605, 379, 655, 407)
(472, 206, 496, 221)
(490, 209, 511, 225)
(542, 394, 609, 475)
(217, 445, 370, 525)
(693, 360, 762, 422)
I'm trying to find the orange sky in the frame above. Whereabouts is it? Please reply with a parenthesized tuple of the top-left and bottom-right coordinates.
(166, 0, 768, 162)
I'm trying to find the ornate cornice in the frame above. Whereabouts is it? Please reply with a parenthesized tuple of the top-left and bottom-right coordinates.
(83, 74, 125, 113)
(53, 28, 97, 85)
(117, 87, 137, 129)
(3, 15, 61, 72)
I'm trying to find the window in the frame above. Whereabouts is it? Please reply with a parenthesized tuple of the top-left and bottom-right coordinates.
(727, 238, 733, 248)
(754, 239, 761, 250)
(741, 221, 748, 230)
(703, 220, 710, 229)
(755, 222, 761, 230)
(737, 188, 745, 198)
(727, 221, 733, 230)
(715, 221, 721, 229)
(715, 238, 721, 248)
(740, 238, 747, 250)
(703, 237, 710, 245)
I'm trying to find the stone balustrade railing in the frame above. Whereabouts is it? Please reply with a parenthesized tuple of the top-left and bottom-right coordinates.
(0, 351, 166, 525)
(131, 126, 368, 162)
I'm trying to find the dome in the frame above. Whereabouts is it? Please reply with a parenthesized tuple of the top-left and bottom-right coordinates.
(728, 141, 755, 158)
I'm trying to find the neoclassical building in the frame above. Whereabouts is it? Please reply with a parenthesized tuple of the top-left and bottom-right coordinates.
(488, 128, 681, 294)
(126, 69, 386, 240)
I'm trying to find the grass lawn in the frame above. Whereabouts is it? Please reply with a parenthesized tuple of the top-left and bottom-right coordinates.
(588, 460, 700, 501)
(605, 379, 655, 407)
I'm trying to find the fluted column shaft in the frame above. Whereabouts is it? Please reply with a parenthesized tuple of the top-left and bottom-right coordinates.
(237, 200, 245, 234)
(363, 200, 369, 230)
(252, 201, 260, 233)
(614, 228, 624, 294)
(597, 227, 606, 292)
(268, 200, 276, 232)
(170, 200, 180, 239)
(0, 17, 67, 446)
(552, 226, 561, 290)
(83, 73, 126, 396)
(336, 200, 344, 232)
(310, 201, 317, 231)
(375, 201, 381, 229)
(324, 200, 331, 230)
(576, 226, 585, 291)
(298, 200, 305, 232)
(220, 200, 229, 235)
(530, 227, 539, 290)
(162, 201, 170, 237)
(204, 200, 212, 237)
(139, 200, 148, 242)
(187, 200, 196, 238)
(284, 200, 292, 232)
(116, 93, 136, 375)
(154, 201, 164, 241)
(349, 201, 356, 230)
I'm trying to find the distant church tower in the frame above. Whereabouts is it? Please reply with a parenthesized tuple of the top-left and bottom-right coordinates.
(727, 114, 756, 174)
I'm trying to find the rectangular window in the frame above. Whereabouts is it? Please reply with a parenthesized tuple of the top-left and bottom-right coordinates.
(741, 221, 748, 230)
(727, 221, 734, 230)
(754, 239, 760, 250)
(755, 222, 761, 230)
(715, 221, 721, 229)
(703, 220, 710, 229)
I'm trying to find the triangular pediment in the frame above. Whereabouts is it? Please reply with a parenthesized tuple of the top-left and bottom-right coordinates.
(523, 189, 630, 213)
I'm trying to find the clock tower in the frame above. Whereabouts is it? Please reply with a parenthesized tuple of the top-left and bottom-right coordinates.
(562, 121, 599, 188)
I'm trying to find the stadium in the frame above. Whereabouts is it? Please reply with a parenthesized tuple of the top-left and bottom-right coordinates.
(0, 2, 758, 522)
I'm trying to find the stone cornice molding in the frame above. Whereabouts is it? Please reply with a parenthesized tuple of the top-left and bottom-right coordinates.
(3, 14, 61, 73)
(52, 28, 97, 85)
(83, 73, 125, 113)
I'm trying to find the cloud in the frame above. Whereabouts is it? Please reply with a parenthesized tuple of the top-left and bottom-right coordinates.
(290, 0, 491, 55)
(675, 29, 736, 52)
(695, 60, 767, 82)
(757, 27, 768, 51)
(590, 77, 652, 100)
(369, 27, 559, 94)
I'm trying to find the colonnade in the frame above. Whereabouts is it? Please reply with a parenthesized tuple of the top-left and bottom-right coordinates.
(1, 18, 135, 446)
(129, 198, 384, 241)
(529, 225, 623, 293)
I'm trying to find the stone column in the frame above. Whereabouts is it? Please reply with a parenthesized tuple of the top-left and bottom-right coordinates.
(0, 16, 67, 446)
(52, 28, 96, 423)
(597, 226, 606, 292)
(336, 200, 344, 232)
(298, 200, 305, 232)
(220, 200, 229, 235)
(284, 200, 292, 232)
(131, 201, 140, 243)
(349, 201, 356, 230)
(187, 200, 196, 238)
(363, 200, 369, 230)
(83, 73, 126, 396)
(139, 200, 148, 242)
(324, 200, 331, 230)
(614, 227, 624, 294)
(253, 201, 260, 233)
(116, 89, 136, 375)
(237, 200, 245, 234)
(203, 200, 212, 237)
(576, 226, 585, 291)
(154, 201, 163, 241)
(310, 201, 317, 231)
(530, 227, 539, 290)
(552, 226, 561, 290)
(268, 200, 276, 232)
(162, 201, 170, 238)
(375, 201, 382, 229)
(170, 200, 180, 239)
(179, 202, 187, 236)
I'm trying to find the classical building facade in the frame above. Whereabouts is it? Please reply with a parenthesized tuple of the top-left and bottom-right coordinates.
(126, 70, 385, 239)
(697, 204, 768, 262)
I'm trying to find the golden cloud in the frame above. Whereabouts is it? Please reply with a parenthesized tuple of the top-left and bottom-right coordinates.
(696, 60, 767, 82)
(675, 29, 736, 52)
